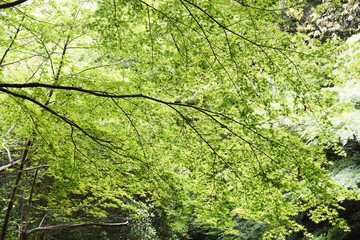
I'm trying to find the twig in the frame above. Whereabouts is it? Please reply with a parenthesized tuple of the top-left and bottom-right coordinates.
(0, 159, 21, 172)
(26, 221, 129, 236)
(24, 165, 49, 171)
(39, 215, 47, 227)
(2, 143, 13, 163)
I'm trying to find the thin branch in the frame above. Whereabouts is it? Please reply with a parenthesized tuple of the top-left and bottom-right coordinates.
(0, 159, 21, 172)
(39, 215, 47, 228)
(26, 221, 129, 236)
(180, 0, 224, 57)
(147, 6, 154, 70)
(2, 143, 13, 163)
(112, 0, 117, 21)
(112, 99, 148, 160)
(45, 34, 72, 104)
(14, 9, 58, 26)
(183, 2, 282, 95)
(20, 25, 58, 77)
(0, 54, 40, 68)
(170, 33, 181, 52)
(25, 58, 48, 83)
(6, 123, 16, 134)
(0, 87, 111, 145)
(233, 0, 292, 12)
(181, 0, 310, 56)
(68, 60, 123, 77)
(140, 0, 222, 70)
(0, 16, 24, 67)
(180, 0, 246, 98)
(24, 165, 49, 171)
(166, 104, 244, 182)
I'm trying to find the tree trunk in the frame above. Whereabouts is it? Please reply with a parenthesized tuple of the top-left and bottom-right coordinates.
(0, 140, 31, 240)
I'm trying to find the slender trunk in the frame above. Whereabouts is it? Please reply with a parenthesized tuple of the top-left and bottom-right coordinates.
(20, 166, 40, 240)
(0, 17, 27, 240)
(0, 140, 31, 240)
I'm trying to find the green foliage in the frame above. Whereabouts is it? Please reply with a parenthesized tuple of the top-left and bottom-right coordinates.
(0, 0, 359, 239)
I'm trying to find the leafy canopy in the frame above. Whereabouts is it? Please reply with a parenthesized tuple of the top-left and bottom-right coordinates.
(0, 0, 358, 239)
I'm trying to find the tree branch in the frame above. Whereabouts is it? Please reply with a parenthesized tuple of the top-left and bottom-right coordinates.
(0, 159, 21, 172)
(24, 165, 49, 171)
(0, 16, 24, 67)
(0, 87, 110, 144)
(26, 221, 129, 236)
(0, 0, 27, 9)
(0, 82, 289, 173)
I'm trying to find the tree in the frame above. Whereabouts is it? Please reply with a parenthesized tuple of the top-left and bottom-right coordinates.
(0, 0, 357, 239)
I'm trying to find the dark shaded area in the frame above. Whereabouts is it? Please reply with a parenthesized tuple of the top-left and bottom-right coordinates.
(343, 138, 360, 160)
(287, 200, 360, 240)
(187, 225, 222, 240)
(290, 138, 360, 240)
(289, 199, 360, 240)
(325, 137, 360, 162)
(187, 217, 265, 240)
(339, 200, 360, 240)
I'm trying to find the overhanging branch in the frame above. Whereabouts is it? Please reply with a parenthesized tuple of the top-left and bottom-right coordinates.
(0, 82, 275, 149)
(0, 82, 286, 172)
(0, 0, 28, 9)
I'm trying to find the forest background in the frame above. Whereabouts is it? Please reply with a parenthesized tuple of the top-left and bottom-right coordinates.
(1, 0, 360, 239)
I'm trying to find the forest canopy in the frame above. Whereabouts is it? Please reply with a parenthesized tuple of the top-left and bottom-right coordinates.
(0, 0, 359, 239)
